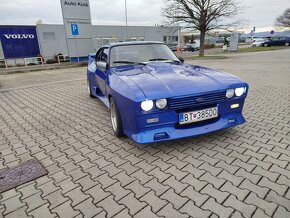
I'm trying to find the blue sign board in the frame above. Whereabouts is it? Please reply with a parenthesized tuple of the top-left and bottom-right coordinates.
(71, 24, 79, 36)
(0, 26, 40, 59)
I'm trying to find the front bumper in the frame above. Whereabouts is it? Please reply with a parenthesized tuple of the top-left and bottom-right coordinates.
(125, 99, 247, 144)
(131, 112, 245, 144)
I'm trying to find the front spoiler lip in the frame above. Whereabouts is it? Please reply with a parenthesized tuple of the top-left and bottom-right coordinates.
(130, 112, 246, 144)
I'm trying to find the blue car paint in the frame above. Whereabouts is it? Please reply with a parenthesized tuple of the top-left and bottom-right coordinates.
(87, 42, 249, 144)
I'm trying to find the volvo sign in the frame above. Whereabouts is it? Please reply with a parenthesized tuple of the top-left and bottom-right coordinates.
(0, 26, 40, 59)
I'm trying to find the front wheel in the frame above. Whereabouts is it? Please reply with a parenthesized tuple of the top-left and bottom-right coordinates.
(285, 42, 289, 46)
(263, 43, 268, 47)
(110, 97, 124, 137)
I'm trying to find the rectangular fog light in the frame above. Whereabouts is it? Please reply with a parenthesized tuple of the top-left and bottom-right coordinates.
(231, 104, 240, 109)
(154, 132, 169, 140)
(147, 118, 159, 123)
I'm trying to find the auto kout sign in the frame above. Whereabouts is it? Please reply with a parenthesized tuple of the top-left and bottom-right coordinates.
(60, 0, 93, 60)
(0, 26, 40, 59)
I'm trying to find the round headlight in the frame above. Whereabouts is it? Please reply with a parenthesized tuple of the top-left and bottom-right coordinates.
(226, 89, 235, 98)
(235, 87, 245, 97)
(156, 99, 167, 109)
(141, 100, 154, 111)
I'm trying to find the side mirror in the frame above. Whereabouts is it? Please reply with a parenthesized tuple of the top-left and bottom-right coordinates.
(178, 56, 184, 63)
(96, 61, 108, 71)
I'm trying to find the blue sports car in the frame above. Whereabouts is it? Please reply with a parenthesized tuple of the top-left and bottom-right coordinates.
(87, 41, 248, 144)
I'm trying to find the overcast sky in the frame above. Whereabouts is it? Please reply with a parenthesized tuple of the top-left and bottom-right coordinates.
(0, 0, 288, 32)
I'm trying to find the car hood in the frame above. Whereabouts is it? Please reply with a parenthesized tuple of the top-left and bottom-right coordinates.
(113, 62, 245, 99)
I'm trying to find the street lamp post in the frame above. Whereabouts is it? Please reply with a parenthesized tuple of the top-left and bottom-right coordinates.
(125, 0, 128, 41)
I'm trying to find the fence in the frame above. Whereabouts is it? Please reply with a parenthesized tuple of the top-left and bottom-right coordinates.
(24, 57, 44, 67)
(57, 55, 70, 64)
(0, 54, 71, 69)
(0, 58, 8, 69)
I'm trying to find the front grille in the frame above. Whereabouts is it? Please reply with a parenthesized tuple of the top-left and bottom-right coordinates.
(169, 91, 226, 110)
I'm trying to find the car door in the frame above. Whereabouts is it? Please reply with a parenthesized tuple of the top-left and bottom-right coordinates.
(95, 47, 109, 95)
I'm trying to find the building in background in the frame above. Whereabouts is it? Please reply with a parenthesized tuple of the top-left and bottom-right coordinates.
(0, 24, 180, 65)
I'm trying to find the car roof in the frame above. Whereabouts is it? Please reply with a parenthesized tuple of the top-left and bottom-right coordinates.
(103, 41, 165, 48)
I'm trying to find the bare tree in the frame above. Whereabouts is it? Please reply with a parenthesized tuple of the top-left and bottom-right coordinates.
(276, 8, 290, 28)
(162, 0, 242, 56)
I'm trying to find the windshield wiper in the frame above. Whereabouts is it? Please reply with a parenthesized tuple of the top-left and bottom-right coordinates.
(149, 58, 180, 64)
(113, 61, 146, 65)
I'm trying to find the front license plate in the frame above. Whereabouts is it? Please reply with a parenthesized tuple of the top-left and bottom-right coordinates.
(179, 107, 218, 125)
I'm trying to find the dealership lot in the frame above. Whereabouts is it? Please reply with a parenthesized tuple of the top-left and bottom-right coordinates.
(0, 49, 290, 217)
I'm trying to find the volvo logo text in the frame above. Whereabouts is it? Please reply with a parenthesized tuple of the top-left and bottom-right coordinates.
(3, 34, 35, 40)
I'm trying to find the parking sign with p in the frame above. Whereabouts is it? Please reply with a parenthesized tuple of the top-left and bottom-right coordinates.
(71, 23, 79, 36)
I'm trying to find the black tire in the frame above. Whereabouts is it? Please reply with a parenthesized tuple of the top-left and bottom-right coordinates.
(110, 97, 124, 137)
(263, 43, 268, 47)
(285, 42, 289, 46)
(87, 79, 95, 98)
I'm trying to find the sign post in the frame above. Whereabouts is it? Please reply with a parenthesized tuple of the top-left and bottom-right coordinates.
(71, 23, 80, 62)
(229, 32, 239, 52)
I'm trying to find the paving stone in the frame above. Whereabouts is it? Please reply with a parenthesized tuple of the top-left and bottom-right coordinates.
(160, 188, 188, 210)
(180, 186, 209, 207)
(245, 192, 278, 217)
(224, 195, 256, 218)
(200, 172, 226, 189)
(97, 195, 125, 217)
(134, 205, 160, 218)
(52, 200, 80, 218)
(221, 181, 250, 201)
(44, 189, 69, 210)
(23, 192, 48, 213)
(273, 206, 290, 218)
(2, 194, 26, 215)
(118, 193, 147, 215)
(157, 203, 189, 218)
(201, 184, 229, 203)
(162, 176, 188, 194)
(125, 180, 150, 198)
(235, 168, 261, 184)
(4, 207, 31, 218)
(266, 190, 290, 210)
(217, 170, 244, 186)
(181, 174, 207, 191)
(140, 190, 167, 213)
(105, 182, 130, 201)
(113, 171, 135, 187)
(239, 180, 269, 199)
(28, 203, 57, 218)
(145, 178, 170, 196)
(258, 177, 288, 196)
(180, 200, 212, 218)
(57, 178, 79, 194)
(74, 198, 102, 218)
(85, 184, 110, 204)
(202, 197, 234, 218)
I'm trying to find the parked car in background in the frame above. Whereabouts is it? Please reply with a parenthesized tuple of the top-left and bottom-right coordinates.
(261, 37, 290, 47)
(168, 44, 178, 51)
(182, 40, 200, 52)
(251, 38, 267, 47)
(87, 41, 249, 144)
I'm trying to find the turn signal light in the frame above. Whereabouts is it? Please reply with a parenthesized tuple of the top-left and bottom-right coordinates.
(231, 104, 240, 109)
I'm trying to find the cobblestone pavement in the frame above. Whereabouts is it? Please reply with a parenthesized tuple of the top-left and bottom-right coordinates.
(0, 49, 290, 218)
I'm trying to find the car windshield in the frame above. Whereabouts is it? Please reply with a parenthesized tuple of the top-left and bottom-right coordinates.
(110, 44, 180, 67)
